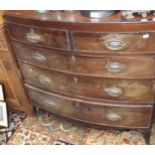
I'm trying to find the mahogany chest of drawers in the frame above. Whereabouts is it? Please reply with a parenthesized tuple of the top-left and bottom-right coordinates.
(0, 11, 33, 115)
(4, 10, 155, 144)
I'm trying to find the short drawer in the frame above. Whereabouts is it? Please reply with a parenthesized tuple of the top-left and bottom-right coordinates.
(19, 63, 154, 103)
(26, 86, 152, 128)
(12, 42, 71, 71)
(72, 32, 155, 54)
(13, 42, 155, 79)
(6, 22, 69, 50)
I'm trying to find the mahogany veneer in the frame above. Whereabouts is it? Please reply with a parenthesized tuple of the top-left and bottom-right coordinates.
(4, 10, 155, 144)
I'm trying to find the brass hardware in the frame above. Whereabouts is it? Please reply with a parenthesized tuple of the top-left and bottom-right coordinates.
(26, 29, 41, 43)
(38, 75, 52, 84)
(105, 112, 122, 121)
(43, 99, 56, 106)
(105, 62, 126, 73)
(104, 87, 123, 97)
(32, 53, 47, 62)
(105, 39, 126, 50)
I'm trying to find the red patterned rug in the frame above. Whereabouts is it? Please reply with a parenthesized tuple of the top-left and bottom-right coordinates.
(7, 110, 155, 145)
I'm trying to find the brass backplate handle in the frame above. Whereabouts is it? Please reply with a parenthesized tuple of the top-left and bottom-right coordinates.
(26, 29, 41, 43)
(32, 53, 47, 62)
(105, 112, 122, 121)
(104, 86, 123, 97)
(105, 39, 126, 51)
(105, 62, 126, 73)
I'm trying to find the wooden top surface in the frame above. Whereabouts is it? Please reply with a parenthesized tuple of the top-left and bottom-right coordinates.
(3, 11, 155, 32)
(4, 10, 155, 24)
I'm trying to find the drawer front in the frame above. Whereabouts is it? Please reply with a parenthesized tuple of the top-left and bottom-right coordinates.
(27, 87, 152, 128)
(13, 42, 155, 79)
(72, 32, 154, 54)
(19, 63, 154, 103)
(70, 55, 155, 78)
(6, 22, 69, 50)
(12, 42, 71, 71)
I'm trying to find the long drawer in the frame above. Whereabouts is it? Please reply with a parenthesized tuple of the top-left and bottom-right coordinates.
(72, 31, 155, 54)
(19, 63, 154, 103)
(6, 22, 69, 50)
(26, 85, 152, 128)
(13, 42, 155, 79)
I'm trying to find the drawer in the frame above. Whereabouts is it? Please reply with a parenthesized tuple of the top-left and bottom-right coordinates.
(26, 86, 152, 128)
(70, 55, 155, 79)
(12, 42, 71, 71)
(72, 32, 155, 54)
(6, 22, 69, 50)
(19, 63, 154, 103)
(13, 42, 155, 79)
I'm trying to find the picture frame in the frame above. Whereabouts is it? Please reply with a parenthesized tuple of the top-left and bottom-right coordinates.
(0, 101, 8, 127)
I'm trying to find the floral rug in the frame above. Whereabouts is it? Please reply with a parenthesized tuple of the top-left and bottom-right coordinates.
(6, 109, 155, 145)
(0, 111, 26, 145)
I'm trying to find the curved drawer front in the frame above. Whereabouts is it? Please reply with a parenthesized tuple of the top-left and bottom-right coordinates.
(6, 22, 69, 50)
(19, 63, 154, 102)
(26, 87, 152, 128)
(72, 32, 154, 54)
(13, 42, 155, 79)
(12, 42, 71, 71)
(69, 55, 155, 78)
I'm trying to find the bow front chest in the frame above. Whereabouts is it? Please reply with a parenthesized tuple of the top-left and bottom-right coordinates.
(4, 10, 155, 144)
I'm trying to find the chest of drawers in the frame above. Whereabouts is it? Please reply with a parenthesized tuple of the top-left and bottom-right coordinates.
(4, 10, 155, 144)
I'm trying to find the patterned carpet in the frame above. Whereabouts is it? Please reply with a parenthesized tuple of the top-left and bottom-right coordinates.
(0, 111, 26, 145)
(3, 109, 155, 145)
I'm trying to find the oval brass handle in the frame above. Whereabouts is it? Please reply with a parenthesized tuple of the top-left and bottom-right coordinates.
(43, 99, 56, 106)
(38, 75, 52, 85)
(26, 29, 41, 43)
(104, 87, 123, 97)
(105, 62, 126, 73)
(105, 112, 122, 121)
(32, 53, 47, 62)
(104, 39, 126, 50)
